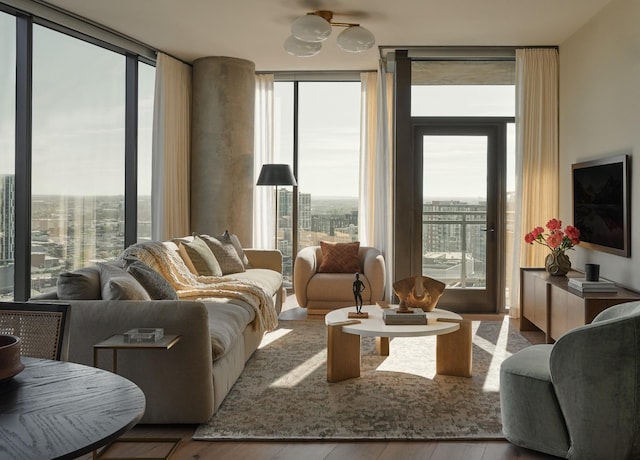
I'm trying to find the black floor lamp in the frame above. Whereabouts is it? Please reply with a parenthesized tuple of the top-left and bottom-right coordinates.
(256, 164, 297, 249)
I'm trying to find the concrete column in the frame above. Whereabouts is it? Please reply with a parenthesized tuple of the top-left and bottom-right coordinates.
(191, 56, 255, 244)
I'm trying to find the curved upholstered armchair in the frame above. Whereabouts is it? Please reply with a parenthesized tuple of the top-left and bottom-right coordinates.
(294, 245, 386, 315)
(500, 301, 640, 459)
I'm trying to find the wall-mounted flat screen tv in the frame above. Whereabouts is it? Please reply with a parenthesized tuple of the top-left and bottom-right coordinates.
(572, 154, 630, 257)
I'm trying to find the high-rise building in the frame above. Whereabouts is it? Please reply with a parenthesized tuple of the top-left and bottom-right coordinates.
(0, 174, 15, 264)
(298, 193, 311, 230)
(422, 200, 488, 286)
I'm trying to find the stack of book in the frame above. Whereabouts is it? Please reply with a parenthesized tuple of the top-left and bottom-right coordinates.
(568, 278, 617, 293)
(383, 308, 427, 325)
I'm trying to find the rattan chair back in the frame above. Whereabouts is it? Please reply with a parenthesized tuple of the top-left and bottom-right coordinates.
(0, 302, 69, 360)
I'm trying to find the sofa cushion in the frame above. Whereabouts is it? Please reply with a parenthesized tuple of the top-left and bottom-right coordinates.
(125, 259, 178, 300)
(200, 234, 245, 275)
(307, 272, 372, 302)
(500, 345, 570, 458)
(99, 263, 151, 300)
(57, 266, 102, 300)
(317, 241, 361, 273)
(222, 268, 282, 297)
(203, 301, 255, 360)
(175, 235, 222, 277)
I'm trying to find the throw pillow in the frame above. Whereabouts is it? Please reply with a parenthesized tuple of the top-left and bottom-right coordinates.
(200, 234, 246, 275)
(176, 242, 198, 275)
(99, 263, 151, 300)
(176, 235, 222, 277)
(125, 259, 178, 300)
(317, 241, 361, 273)
(56, 266, 102, 300)
(220, 230, 250, 267)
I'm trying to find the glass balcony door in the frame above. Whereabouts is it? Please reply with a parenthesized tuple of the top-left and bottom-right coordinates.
(414, 120, 508, 313)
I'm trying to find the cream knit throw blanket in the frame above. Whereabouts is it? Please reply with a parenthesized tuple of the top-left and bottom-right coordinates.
(120, 241, 278, 332)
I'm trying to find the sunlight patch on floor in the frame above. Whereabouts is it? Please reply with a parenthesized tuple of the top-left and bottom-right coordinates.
(479, 317, 511, 392)
(374, 336, 438, 379)
(375, 361, 437, 379)
(259, 327, 292, 348)
(270, 349, 326, 388)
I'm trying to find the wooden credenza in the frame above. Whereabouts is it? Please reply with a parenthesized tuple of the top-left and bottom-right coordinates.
(520, 268, 640, 343)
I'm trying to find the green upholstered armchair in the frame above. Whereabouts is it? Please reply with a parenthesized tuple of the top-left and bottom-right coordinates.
(500, 300, 640, 459)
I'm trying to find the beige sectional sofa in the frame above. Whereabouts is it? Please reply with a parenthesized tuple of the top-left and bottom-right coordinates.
(33, 235, 283, 424)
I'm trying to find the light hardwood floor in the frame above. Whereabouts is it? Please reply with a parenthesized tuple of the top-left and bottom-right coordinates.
(81, 426, 559, 460)
(77, 296, 559, 460)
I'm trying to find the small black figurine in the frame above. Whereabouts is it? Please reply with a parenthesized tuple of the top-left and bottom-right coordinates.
(353, 272, 366, 314)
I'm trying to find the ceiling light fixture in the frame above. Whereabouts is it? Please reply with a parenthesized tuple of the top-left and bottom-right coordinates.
(284, 10, 375, 57)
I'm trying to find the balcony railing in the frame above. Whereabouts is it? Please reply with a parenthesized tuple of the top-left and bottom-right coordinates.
(422, 209, 487, 288)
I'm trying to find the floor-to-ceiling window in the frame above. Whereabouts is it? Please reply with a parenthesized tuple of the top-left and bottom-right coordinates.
(1, 6, 155, 299)
(272, 81, 294, 282)
(0, 11, 15, 300)
(410, 59, 516, 311)
(273, 79, 361, 286)
(31, 25, 126, 293)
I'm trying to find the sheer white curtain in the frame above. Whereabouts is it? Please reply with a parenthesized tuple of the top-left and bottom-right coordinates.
(359, 64, 394, 300)
(151, 53, 192, 241)
(253, 74, 275, 248)
(510, 48, 559, 317)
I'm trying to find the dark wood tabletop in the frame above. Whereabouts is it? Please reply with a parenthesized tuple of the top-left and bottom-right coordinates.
(0, 357, 145, 460)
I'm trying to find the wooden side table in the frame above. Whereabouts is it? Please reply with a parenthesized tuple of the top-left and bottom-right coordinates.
(93, 334, 182, 460)
(93, 334, 181, 372)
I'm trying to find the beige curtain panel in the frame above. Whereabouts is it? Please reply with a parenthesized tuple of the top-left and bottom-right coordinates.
(510, 48, 559, 317)
(253, 74, 276, 249)
(359, 67, 394, 301)
(152, 53, 192, 242)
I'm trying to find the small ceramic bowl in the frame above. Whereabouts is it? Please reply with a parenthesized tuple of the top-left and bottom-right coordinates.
(0, 335, 25, 382)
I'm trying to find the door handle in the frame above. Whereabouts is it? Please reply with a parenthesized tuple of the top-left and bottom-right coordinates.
(480, 228, 495, 232)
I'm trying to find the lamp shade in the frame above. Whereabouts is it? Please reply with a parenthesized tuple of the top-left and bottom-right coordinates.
(284, 35, 322, 57)
(256, 164, 297, 186)
(291, 14, 332, 43)
(336, 26, 375, 53)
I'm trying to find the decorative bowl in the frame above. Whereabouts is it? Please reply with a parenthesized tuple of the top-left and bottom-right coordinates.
(0, 335, 25, 382)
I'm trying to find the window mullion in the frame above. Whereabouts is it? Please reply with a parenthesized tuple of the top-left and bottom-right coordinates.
(124, 54, 138, 248)
(292, 81, 299, 259)
(14, 13, 32, 301)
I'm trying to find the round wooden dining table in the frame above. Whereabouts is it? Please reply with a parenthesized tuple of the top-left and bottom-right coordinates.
(0, 357, 145, 460)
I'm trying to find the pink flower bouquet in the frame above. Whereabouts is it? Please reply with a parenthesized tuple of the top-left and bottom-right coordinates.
(524, 218, 581, 253)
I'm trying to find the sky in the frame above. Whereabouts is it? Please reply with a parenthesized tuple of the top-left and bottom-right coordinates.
(0, 12, 15, 178)
(273, 81, 361, 199)
(413, 85, 516, 199)
(274, 82, 515, 199)
(0, 16, 155, 196)
(423, 135, 488, 200)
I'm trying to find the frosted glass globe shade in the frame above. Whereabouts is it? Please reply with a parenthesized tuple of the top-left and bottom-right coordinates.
(337, 26, 375, 52)
(284, 35, 322, 57)
(291, 14, 331, 43)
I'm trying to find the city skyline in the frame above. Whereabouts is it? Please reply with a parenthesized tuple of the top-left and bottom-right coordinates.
(0, 192, 494, 300)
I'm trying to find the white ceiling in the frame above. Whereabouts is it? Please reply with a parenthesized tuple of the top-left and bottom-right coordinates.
(41, 0, 614, 71)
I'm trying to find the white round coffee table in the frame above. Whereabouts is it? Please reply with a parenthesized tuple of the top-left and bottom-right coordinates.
(324, 305, 472, 382)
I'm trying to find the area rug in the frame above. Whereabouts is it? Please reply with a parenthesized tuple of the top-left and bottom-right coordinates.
(194, 316, 531, 441)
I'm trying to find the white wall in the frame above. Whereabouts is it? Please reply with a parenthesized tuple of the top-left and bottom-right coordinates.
(559, 0, 640, 290)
